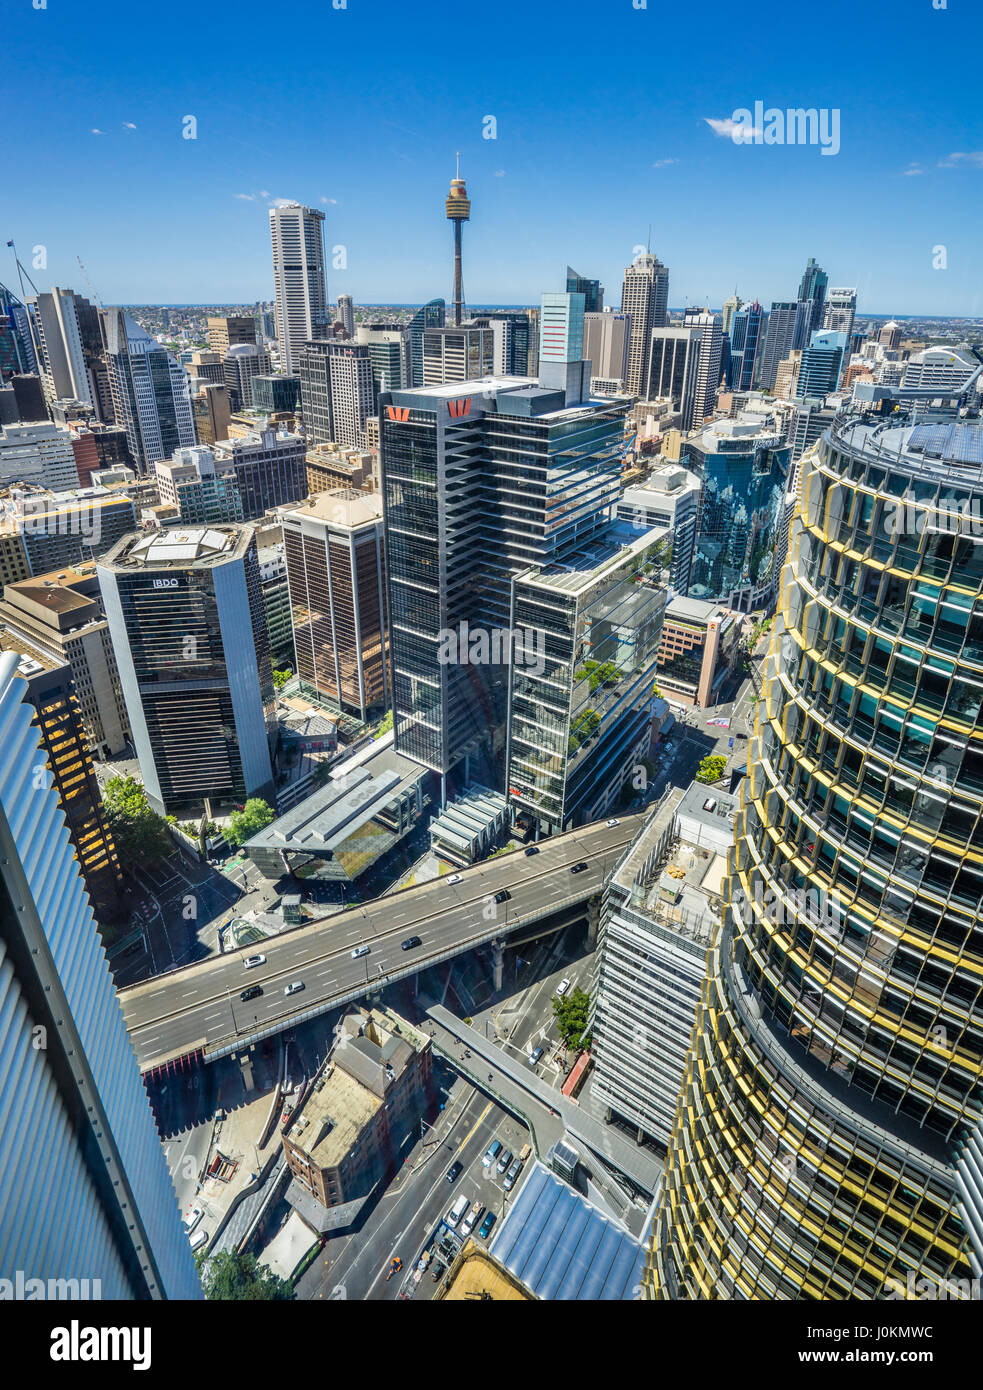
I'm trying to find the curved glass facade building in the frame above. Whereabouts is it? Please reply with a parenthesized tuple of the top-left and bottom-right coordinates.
(651, 412, 983, 1299)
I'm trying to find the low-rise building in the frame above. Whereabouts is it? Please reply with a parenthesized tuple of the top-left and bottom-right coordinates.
(282, 1007, 432, 1227)
(655, 595, 739, 709)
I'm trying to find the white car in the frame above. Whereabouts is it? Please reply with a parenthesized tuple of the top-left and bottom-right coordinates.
(283, 981, 305, 996)
(182, 1202, 204, 1233)
(605, 818, 620, 827)
(446, 873, 463, 885)
(350, 944, 370, 959)
(460, 1202, 484, 1237)
(243, 954, 266, 969)
(189, 1228, 208, 1252)
(556, 978, 572, 997)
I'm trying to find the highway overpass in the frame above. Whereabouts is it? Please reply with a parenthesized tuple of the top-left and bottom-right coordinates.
(120, 815, 642, 1073)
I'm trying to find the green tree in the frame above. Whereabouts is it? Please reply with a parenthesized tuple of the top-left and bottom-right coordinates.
(272, 667, 292, 690)
(102, 776, 173, 865)
(552, 987, 592, 1050)
(198, 1250, 293, 1301)
(696, 755, 727, 785)
(225, 798, 275, 848)
(374, 709, 394, 739)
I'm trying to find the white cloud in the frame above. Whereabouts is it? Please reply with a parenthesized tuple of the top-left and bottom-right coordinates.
(652, 157, 679, 168)
(938, 151, 983, 169)
(269, 197, 295, 208)
(494, 169, 505, 177)
(91, 128, 105, 135)
(704, 115, 759, 143)
(235, 193, 256, 201)
(320, 196, 338, 204)
(260, 189, 270, 198)
(122, 122, 137, 130)
(903, 163, 924, 177)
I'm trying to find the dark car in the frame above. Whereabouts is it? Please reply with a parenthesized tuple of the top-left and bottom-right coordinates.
(524, 845, 540, 857)
(493, 889, 511, 904)
(240, 985, 263, 1002)
(401, 935, 423, 951)
(478, 1211, 496, 1240)
(431, 1261, 446, 1282)
(570, 862, 589, 874)
(446, 1161, 463, 1183)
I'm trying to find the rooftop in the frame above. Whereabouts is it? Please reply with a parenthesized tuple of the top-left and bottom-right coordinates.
(516, 519, 665, 596)
(283, 488, 383, 531)
(100, 525, 251, 570)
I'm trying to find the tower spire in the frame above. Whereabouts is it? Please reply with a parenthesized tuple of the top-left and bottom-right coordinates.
(445, 157, 471, 328)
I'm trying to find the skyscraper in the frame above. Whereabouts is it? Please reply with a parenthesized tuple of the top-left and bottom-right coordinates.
(31, 288, 107, 414)
(0, 648, 200, 1297)
(102, 310, 196, 471)
(445, 159, 471, 327)
(336, 294, 355, 337)
(755, 300, 811, 390)
(682, 308, 723, 428)
(206, 315, 256, 355)
(583, 312, 630, 387)
(299, 339, 375, 448)
(721, 292, 743, 337)
(566, 265, 604, 313)
(823, 287, 857, 340)
(98, 525, 277, 816)
(282, 489, 389, 720)
(795, 329, 848, 398)
(269, 202, 330, 374)
(651, 408, 983, 1300)
(729, 301, 764, 392)
(223, 342, 272, 411)
(798, 256, 828, 335)
(405, 299, 445, 387)
(0, 281, 37, 379)
(647, 327, 701, 430)
(622, 252, 670, 396)
(421, 326, 494, 386)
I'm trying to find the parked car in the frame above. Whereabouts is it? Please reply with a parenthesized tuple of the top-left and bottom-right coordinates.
(493, 889, 511, 904)
(188, 1228, 208, 1252)
(524, 845, 540, 857)
(416, 1249, 433, 1272)
(446, 1194, 469, 1227)
(446, 1160, 463, 1183)
(477, 1211, 496, 1240)
(460, 1201, 484, 1237)
(401, 936, 422, 951)
(182, 1203, 204, 1233)
(527, 1045, 544, 1066)
(283, 981, 305, 996)
(570, 862, 589, 874)
(240, 985, 262, 1002)
(446, 874, 463, 885)
(431, 1261, 446, 1281)
(482, 1140, 502, 1168)
(496, 1148, 513, 1175)
(350, 944, 370, 959)
(556, 978, 572, 997)
(503, 1157, 524, 1191)
(242, 954, 266, 969)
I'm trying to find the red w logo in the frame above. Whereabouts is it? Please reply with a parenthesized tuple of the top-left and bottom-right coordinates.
(385, 406, 410, 421)
(448, 398, 471, 418)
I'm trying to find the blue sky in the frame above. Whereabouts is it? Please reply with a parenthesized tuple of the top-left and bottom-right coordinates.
(3, 0, 981, 314)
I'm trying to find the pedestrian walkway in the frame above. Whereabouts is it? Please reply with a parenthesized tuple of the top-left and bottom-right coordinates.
(425, 1005, 662, 1196)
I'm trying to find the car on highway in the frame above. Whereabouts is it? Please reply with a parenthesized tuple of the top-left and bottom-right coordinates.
(242, 954, 266, 969)
(496, 1148, 513, 1175)
(493, 889, 511, 904)
(240, 985, 262, 1002)
(182, 1202, 204, 1233)
(556, 977, 572, 997)
(446, 1160, 463, 1183)
(482, 1140, 502, 1168)
(350, 944, 370, 959)
(283, 981, 305, 996)
(605, 817, 620, 827)
(523, 845, 539, 856)
(503, 1156, 524, 1191)
(460, 1201, 484, 1237)
(527, 1045, 544, 1066)
(446, 873, 463, 885)
(401, 935, 422, 951)
(570, 861, 589, 874)
(477, 1211, 496, 1241)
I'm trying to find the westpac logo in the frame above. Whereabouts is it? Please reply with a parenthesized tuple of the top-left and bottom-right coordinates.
(447, 397, 471, 418)
(385, 405, 410, 422)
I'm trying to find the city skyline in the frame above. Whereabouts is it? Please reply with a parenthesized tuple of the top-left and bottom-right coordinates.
(4, 0, 981, 314)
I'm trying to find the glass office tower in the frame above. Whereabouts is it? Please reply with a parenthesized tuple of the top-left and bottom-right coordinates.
(651, 410, 983, 1299)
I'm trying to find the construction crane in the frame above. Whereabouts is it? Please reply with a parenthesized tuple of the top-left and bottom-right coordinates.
(76, 255, 102, 307)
